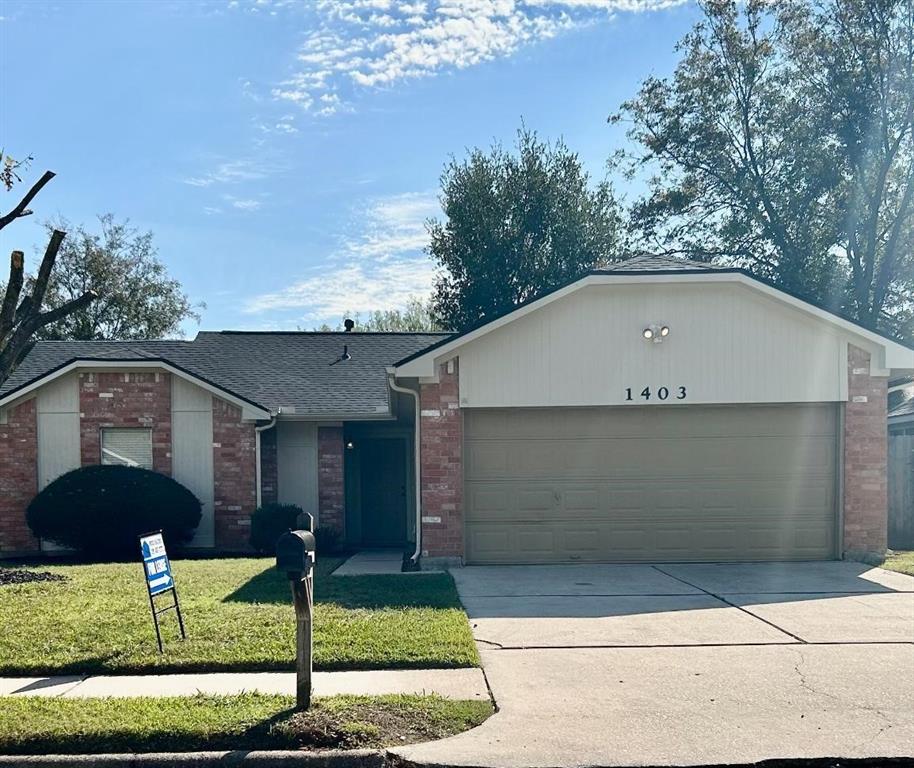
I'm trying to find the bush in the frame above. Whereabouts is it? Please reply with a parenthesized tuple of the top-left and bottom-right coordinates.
(249, 503, 304, 554)
(314, 525, 343, 555)
(26, 465, 202, 559)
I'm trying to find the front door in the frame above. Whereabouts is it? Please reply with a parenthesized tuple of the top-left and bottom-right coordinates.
(360, 437, 408, 547)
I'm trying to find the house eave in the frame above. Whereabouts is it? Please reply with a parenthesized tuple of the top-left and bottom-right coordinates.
(0, 358, 272, 421)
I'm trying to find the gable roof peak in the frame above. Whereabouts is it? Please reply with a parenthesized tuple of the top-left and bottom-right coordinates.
(602, 254, 725, 272)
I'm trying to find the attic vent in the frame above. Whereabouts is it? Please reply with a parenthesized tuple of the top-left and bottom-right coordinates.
(329, 344, 351, 366)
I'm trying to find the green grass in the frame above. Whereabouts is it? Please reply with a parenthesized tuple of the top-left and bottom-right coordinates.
(0, 693, 494, 755)
(0, 558, 479, 675)
(882, 550, 914, 576)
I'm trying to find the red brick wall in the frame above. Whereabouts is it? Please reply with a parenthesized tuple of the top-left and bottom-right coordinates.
(79, 372, 172, 475)
(318, 426, 345, 535)
(419, 358, 463, 561)
(213, 397, 257, 549)
(260, 426, 278, 506)
(0, 399, 38, 554)
(844, 345, 888, 559)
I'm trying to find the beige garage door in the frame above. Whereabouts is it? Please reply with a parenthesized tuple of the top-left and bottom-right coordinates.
(464, 404, 838, 564)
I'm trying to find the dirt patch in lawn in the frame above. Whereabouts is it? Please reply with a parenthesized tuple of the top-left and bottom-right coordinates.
(0, 693, 493, 755)
(269, 696, 491, 750)
(0, 568, 67, 587)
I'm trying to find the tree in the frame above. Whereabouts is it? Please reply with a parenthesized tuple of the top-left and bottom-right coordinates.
(35, 215, 201, 341)
(0, 150, 34, 192)
(615, 0, 914, 341)
(1, 169, 95, 386)
(315, 297, 441, 332)
(428, 127, 624, 331)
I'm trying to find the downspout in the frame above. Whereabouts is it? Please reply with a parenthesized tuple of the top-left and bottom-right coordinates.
(255, 415, 278, 508)
(388, 373, 422, 564)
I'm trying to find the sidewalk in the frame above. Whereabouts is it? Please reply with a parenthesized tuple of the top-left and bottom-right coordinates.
(0, 668, 488, 700)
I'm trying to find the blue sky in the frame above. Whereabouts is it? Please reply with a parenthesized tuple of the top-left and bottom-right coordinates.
(0, 0, 701, 333)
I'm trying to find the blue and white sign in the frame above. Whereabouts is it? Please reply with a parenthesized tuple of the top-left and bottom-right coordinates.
(140, 532, 174, 596)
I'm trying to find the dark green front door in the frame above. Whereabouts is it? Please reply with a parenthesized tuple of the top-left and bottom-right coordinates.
(360, 437, 408, 547)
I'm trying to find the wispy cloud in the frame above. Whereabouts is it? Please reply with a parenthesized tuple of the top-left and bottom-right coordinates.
(230, 198, 264, 211)
(182, 158, 274, 187)
(244, 190, 440, 322)
(233, 0, 685, 115)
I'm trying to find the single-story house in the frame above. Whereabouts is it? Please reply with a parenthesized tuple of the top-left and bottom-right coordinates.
(2, 255, 913, 565)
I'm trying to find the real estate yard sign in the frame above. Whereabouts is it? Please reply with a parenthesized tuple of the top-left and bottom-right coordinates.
(139, 531, 186, 652)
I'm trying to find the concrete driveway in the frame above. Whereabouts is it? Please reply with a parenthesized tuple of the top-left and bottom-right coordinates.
(395, 561, 914, 767)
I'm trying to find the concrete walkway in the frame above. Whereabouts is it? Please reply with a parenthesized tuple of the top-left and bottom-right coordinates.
(394, 561, 914, 767)
(333, 550, 417, 576)
(0, 668, 488, 700)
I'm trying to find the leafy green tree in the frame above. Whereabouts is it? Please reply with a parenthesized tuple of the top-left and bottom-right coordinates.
(428, 128, 624, 331)
(35, 215, 201, 340)
(616, 0, 914, 341)
(315, 297, 441, 332)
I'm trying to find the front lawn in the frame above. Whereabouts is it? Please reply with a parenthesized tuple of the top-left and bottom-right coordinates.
(882, 550, 914, 576)
(0, 693, 493, 755)
(0, 557, 479, 675)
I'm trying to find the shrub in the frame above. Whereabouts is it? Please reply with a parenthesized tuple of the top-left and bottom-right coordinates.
(314, 525, 343, 555)
(26, 465, 202, 559)
(249, 503, 305, 554)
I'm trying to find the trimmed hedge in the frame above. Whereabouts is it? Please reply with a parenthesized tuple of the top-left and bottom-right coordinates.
(249, 503, 304, 555)
(26, 465, 202, 559)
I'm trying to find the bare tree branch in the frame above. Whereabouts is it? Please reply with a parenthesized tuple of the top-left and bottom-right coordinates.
(0, 228, 97, 386)
(0, 251, 24, 344)
(0, 170, 55, 232)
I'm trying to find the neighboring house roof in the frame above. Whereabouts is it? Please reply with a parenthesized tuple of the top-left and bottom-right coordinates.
(393, 255, 914, 373)
(890, 396, 914, 421)
(0, 332, 449, 418)
(607, 254, 726, 272)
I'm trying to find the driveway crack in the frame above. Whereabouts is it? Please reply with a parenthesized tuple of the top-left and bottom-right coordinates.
(651, 565, 808, 644)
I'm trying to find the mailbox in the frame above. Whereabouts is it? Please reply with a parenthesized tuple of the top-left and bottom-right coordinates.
(276, 529, 316, 577)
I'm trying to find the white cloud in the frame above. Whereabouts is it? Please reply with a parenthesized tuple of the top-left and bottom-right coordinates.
(231, 198, 263, 211)
(243, 190, 440, 322)
(234, 0, 685, 115)
(346, 190, 439, 257)
(183, 159, 273, 187)
(243, 259, 436, 319)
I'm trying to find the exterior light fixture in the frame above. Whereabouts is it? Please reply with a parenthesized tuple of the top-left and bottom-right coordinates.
(643, 324, 671, 344)
(346, 440, 355, 450)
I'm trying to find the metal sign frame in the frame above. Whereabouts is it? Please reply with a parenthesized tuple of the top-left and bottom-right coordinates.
(139, 530, 186, 653)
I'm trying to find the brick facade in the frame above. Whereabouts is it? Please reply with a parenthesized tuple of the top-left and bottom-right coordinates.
(213, 397, 257, 549)
(0, 399, 38, 554)
(259, 426, 278, 506)
(843, 345, 889, 560)
(318, 426, 345, 535)
(79, 372, 172, 475)
(419, 358, 463, 563)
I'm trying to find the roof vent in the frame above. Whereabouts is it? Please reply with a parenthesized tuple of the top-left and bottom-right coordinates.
(343, 318, 355, 332)
(329, 344, 351, 366)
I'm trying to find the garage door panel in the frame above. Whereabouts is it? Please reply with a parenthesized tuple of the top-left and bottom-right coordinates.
(465, 405, 837, 563)
(466, 438, 836, 480)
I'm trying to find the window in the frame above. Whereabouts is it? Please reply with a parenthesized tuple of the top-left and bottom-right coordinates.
(101, 428, 153, 469)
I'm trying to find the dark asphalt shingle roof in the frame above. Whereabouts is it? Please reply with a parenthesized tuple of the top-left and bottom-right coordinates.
(890, 397, 914, 419)
(0, 332, 450, 417)
(604, 254, 725, 272)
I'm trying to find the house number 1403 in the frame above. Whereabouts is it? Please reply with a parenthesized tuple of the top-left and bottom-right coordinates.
(625, 386, 687, 401)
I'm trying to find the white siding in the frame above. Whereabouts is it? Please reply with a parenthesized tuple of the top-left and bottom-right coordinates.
(172, 377, 215, 547)
(458, 282, 862, 408)
(277, 422, 319, 520)
(36, 373, 81, 552)
(36, 373, 80, 489)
